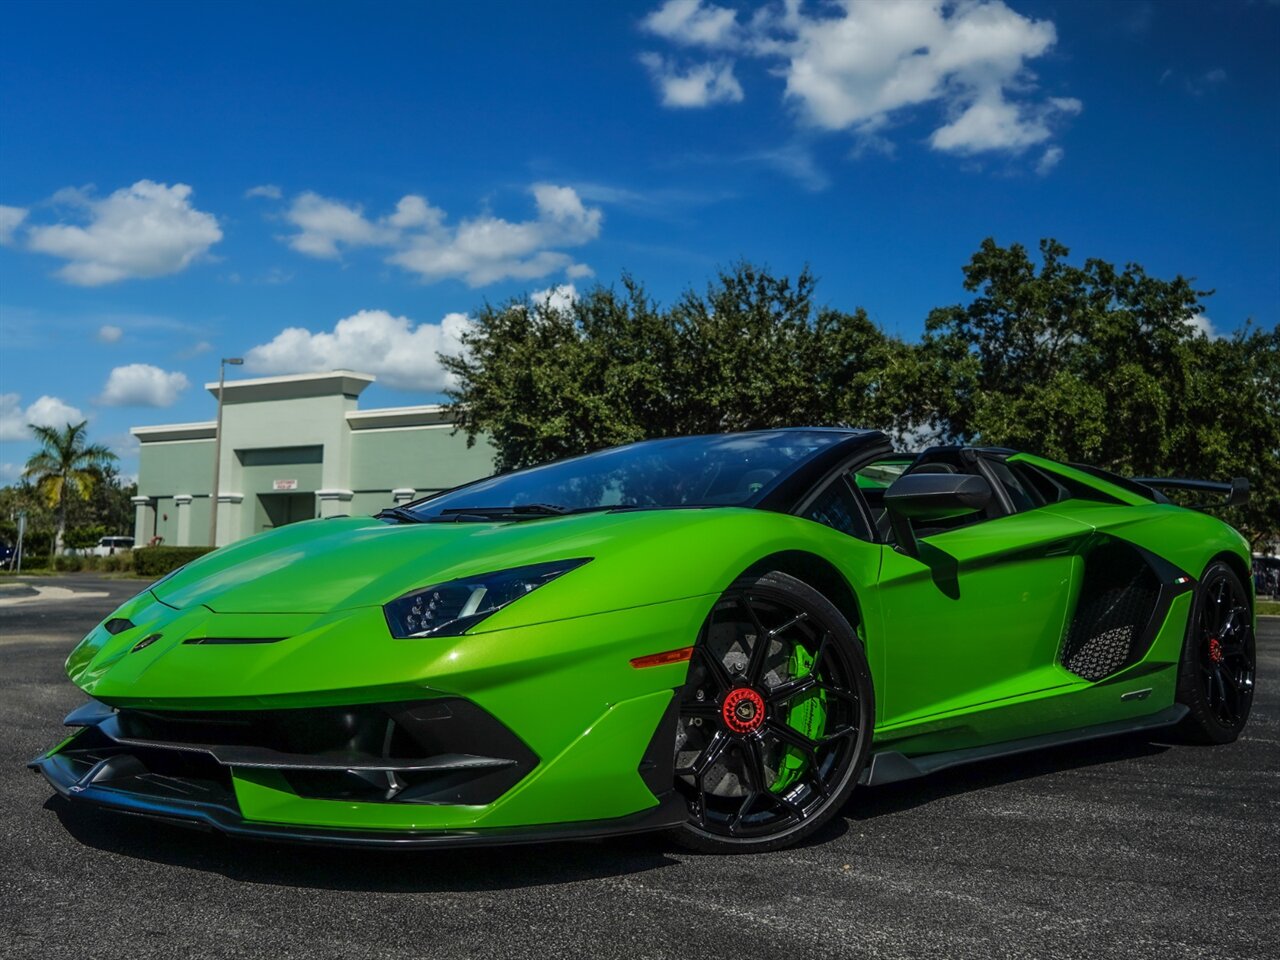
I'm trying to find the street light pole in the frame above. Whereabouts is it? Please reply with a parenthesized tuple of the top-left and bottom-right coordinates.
(208, 357, 243, 547)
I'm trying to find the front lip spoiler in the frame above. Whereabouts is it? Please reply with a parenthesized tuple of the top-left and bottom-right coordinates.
(91, 711, 519, 773)
(29, 750, 687, 850)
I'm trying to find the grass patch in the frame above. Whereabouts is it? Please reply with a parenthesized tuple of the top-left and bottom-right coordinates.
(1258, 600, 1280, 617)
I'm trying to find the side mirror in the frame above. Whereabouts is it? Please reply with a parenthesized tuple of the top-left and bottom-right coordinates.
(884, 472, 993, 557)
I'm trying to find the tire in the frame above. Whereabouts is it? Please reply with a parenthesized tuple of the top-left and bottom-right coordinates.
(1175, 560, 1256, 744)
(672, 571, 874, 853)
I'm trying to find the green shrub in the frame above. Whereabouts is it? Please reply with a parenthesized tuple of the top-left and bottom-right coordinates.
(53, 555, 104, 573)
(133, 546, 215, 578)
(99, 550, 134, 573)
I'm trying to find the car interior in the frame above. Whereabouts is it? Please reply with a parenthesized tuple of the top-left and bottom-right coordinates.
(804, 446, 1083, 544)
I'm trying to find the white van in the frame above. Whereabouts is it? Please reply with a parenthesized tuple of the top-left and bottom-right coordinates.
(91, 536, 135, 556)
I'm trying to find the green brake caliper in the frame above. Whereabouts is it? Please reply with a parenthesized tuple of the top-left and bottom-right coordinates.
(771, 643, 827, 793)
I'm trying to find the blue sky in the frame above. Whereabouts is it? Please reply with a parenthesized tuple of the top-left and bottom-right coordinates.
(1, 0, 1277, 482)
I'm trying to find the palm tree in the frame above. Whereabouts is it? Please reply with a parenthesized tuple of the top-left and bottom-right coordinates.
(23, 421, 118, 555)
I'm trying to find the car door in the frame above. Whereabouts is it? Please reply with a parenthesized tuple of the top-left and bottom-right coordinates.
(868, 451, 1093, 736)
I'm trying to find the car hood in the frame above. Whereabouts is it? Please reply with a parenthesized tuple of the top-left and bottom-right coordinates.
(151, 511, 739, 615)
(152, 515, 606, 613)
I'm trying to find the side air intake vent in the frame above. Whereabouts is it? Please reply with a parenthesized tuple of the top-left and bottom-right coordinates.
(1060, 539, 1162, 681)
(67, 698, 539, 807)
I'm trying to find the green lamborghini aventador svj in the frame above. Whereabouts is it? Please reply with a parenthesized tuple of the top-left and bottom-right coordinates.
(31, 429, 1257, 852)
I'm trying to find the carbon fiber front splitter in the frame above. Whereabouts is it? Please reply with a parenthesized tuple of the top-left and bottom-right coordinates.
(29, 750, 687, 850)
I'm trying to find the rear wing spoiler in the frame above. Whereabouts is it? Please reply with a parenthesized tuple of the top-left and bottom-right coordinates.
(1131, 476, 1250, 510)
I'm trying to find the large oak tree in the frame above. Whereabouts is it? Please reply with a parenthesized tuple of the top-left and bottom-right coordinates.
(443, 247, 1278, 547)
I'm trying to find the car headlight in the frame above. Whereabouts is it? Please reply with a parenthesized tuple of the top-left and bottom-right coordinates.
(383, 558, 591, 639)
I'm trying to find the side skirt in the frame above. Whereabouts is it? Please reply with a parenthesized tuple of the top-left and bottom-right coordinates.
(859, 704, 1188, 787)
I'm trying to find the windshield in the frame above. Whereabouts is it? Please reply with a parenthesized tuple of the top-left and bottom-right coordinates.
(401, 430, 848, 520)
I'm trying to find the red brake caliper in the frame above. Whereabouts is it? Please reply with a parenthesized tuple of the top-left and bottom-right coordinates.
(1208, 637, 1224, 664)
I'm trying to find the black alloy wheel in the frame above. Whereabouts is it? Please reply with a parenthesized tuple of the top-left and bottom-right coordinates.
(1177, 560, 1256, 744)
(673, 571, 873, 853)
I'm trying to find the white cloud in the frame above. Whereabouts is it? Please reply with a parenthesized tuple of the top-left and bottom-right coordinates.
(280, 186, 600, 286)
(393, 184, 602, 287)
(1048, 97, 1084, 114)
(0, 393, 85, 440)
(0, 205, 27, 245)
(27, 395, 86, 429)
(1035, 145, 1064, 176)
(385, 194, 444, 230)
(639, 53, 744, 107)
(104, 431, 141, 457)
(0, 462, 21, 483)
(566, 262, 595, 279)
(245, 184, 283, 200)
(929, 93, 1079, 154)
(245, 310, 470, 392)
(1185, 67, 1228, 97)
(257, 266, 294, 285)
(639, 0, 1078, 162)
(98, 364, 190, 407)
(22, 181, 222, 285)
(531, 284, 578, 313)
(0, 394, 22, 441)
(283, 191, 400, 258)
(97, 324, 124, 343)
(642, 0, 742, 49)
(748, 142, 830, 191)
(1186, 314, 1220, 339)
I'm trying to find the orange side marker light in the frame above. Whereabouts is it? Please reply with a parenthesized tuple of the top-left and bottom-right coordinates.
(630, 646, 694, 669)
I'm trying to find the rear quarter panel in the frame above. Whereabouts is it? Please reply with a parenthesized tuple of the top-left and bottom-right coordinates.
(1043, 500, 1252, 583)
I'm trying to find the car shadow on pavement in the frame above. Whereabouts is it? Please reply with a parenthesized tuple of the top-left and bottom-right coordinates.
(45, 797, 681, 892)
(43, 734, 1170, 884)
(842, 732, 1171, 820)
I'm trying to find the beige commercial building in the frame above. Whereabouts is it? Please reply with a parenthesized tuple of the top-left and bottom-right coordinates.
(130, 370, 493, 546)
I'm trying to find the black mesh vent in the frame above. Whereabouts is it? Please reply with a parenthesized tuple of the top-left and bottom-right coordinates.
(1061, 540, 1161, 680)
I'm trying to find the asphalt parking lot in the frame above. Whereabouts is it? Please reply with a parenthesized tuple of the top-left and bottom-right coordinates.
(1, 575, 1276, 960)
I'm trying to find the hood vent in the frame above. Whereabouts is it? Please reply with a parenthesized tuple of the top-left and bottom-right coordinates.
(183, 636, 286, 645)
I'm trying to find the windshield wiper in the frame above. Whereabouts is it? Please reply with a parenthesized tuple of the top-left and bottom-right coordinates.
(374, 506, 425, 524)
